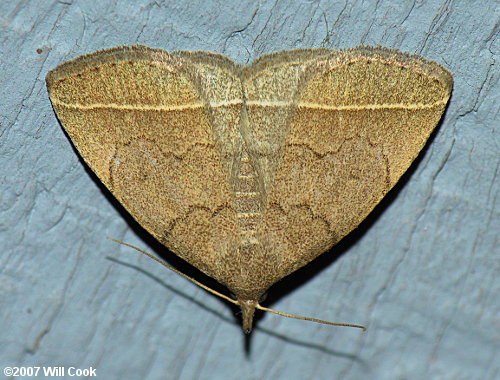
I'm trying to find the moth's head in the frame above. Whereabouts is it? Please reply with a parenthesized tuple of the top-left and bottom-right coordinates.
(238, 299, 258, 334)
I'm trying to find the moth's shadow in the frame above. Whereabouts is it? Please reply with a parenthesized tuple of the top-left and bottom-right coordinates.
(59, 99, 446, 354)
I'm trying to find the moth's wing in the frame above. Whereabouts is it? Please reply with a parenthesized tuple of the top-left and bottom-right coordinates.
(46, 46, 243, 280)
(244, 47, 453, 283)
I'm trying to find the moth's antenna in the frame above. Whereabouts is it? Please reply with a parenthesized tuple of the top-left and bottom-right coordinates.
(107, 238, 238, 306)
(108, 238, 366, 331)
(255, 304, 366, 330)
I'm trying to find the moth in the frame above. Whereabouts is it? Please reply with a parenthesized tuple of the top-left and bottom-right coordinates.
(46, 45, 452, 333)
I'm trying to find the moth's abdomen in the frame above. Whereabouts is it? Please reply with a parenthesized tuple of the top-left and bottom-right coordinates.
(233, 144, 263, 259)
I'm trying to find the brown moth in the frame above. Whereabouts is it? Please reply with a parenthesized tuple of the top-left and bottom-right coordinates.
(46, 45, 452, 333)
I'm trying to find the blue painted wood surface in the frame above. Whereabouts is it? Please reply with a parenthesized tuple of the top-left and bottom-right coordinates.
(0, 1, 498, 379)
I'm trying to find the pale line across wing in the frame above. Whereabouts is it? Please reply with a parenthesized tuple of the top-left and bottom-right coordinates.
(51, 98, 448, 111)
